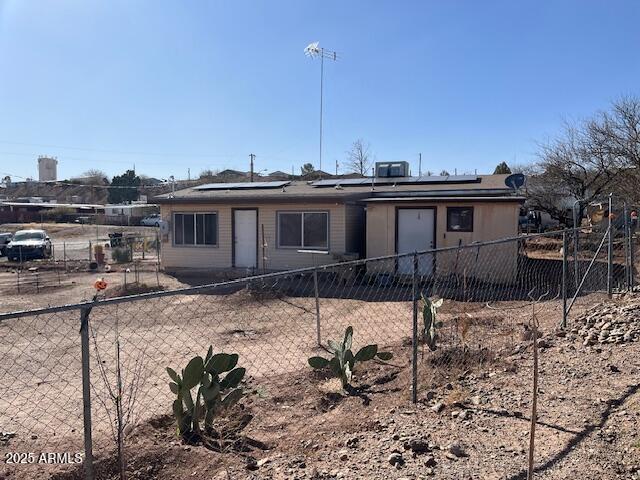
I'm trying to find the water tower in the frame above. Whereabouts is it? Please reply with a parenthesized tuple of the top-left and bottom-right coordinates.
(38, 156, 58, 182)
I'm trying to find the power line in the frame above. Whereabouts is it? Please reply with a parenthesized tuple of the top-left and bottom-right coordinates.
(0, 148, 306, 169)
(0, 140, 240, 158)
(0, 172, 183, 190)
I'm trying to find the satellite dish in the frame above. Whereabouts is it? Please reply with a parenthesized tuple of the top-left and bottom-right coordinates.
(505, 173, 525, 190)
(159, 220, 170, 235)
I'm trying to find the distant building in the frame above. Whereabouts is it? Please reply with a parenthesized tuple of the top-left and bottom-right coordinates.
(38, 156, 58, 182)
(268, 170, 291, 180)
(218, 169, 250, 178)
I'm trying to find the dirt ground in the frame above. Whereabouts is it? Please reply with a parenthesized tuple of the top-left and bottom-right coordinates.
(0, 222, 158, 263)
(0, 222, 165, 300)
(2, 278, 637, 479)
(0, 268, 185, 313)
(1, 228, 639, 479)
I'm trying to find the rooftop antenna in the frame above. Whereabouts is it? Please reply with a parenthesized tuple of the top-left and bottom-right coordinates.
(305, 41, 338, 176)
(418, 153, 422, 177)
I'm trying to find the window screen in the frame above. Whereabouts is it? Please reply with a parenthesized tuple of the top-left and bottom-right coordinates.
(447, 207, 474, 232)
(278, 212, 328, 249)
(278, 213, 303, 247)
(174, 213, 217, 245)
(303, 212, 328, 248)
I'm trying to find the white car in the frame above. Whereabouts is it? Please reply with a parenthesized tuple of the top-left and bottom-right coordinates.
(5, 229, 52, 261)
(140, 214, 161, 227)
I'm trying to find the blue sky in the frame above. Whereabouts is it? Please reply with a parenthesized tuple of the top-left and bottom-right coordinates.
(0, 0, 638, 181)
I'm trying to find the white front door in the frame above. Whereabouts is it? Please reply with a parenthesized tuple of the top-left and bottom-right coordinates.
(397, 208, 435, 275)
(233, 210, 257, 268)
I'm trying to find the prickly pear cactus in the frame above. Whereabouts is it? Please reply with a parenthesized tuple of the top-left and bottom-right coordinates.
(308, 326, 393, 390)
(422, 294, 443, 351)
(167, 346, 246, 438)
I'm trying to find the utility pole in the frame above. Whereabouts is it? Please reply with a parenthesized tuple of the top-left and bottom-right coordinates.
(249, 154, 256, 182)
(187, 168, 190, 181)
(335, 159, 339, 176)
(418, 153, 422, 177)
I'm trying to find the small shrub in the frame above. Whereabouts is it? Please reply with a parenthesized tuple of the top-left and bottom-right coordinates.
(167, 347, 245, 440)
(308, 326, 392, 390)
(111, 247, 131, 263)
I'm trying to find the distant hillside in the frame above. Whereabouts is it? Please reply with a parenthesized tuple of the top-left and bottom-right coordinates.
(0, 172, 363, 205)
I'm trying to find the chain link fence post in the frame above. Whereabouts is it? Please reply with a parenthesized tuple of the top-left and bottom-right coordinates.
(624, 203, 630, 291)
(607, 194, 613, 297)
(631, 223, 636, 292)
(313, 267, 321, 346)
(562, 231, 568, 328)
(80, 305, 95, 480)
(411, 252, 418, 404)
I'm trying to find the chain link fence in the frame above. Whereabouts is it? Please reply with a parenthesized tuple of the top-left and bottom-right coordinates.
(1, 226, 638, 478)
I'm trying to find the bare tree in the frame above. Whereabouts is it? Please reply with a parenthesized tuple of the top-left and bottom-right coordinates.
(199, 169, 219, 179)
(345, 139, 372, 176)
(589, 95, 640, 167)
(439, 170, 450, 176)
(529, 99, 637, 222)
(92, 321, 146, 480)
(81, 169, 108, 185)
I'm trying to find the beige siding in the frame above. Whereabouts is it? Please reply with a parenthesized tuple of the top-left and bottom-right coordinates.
(160, 203, 352, 271)
(366, 201, 520, 282)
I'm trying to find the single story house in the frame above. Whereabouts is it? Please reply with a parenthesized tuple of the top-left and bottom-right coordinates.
(0, 201, 104, 223)
(154, 172, 524, 281)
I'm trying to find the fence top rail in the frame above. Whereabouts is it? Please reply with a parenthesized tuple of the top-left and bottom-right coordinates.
(0, 227, 577, 322)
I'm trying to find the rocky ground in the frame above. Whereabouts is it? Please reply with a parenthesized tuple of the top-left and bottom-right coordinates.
(574, 300, 640, 345)
(4, 295, 640, 480)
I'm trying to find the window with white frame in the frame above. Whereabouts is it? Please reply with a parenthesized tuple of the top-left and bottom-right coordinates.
(277, 211, 329, 249)
(173, 213, 217, 246)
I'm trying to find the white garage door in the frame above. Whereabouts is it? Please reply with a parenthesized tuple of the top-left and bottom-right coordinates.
(397, 208, 435, 275)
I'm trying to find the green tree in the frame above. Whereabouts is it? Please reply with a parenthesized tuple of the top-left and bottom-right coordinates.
(493, 162, 512, 174)
(300, 163, 316, 175)
(108, 170, 140, 204)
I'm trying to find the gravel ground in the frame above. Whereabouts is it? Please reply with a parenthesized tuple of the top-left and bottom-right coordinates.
(2, 288, 636, 480)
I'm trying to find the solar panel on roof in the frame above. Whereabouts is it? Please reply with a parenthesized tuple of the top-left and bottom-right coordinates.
(310, 178, 370, 187)
(193, 181, 290, 191)
(310, 175, 479, 188)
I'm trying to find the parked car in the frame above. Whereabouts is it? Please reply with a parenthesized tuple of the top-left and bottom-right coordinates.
(5, 229, 52, 261)
(0, 232, 13, 256)
(140, 213, 161, 227)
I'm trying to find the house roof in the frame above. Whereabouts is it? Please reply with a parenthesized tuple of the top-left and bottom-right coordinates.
(154, 174, 523, 205)
(0, 201, 105, 210)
